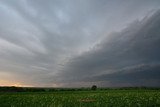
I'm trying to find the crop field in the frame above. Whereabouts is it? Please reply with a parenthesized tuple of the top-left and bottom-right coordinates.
(0, 90, 160, 107)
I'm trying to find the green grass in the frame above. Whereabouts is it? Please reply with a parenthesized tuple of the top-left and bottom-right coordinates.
(0, 90, 160, 107)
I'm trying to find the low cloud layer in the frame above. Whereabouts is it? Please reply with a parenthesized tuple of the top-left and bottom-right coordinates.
(59, 10, 160, 87)
(0, 0, 160, 87)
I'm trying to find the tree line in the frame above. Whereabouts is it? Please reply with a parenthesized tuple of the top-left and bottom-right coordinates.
(0, 86, 159, 92)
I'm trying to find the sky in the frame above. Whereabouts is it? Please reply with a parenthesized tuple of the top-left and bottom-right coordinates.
(0, 0, 160, 87)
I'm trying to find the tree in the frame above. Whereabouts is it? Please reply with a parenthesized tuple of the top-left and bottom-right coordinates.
(91, 85, 97, 90)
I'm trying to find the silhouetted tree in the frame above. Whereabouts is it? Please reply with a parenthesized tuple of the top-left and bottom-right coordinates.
(91, 85, 97, 90)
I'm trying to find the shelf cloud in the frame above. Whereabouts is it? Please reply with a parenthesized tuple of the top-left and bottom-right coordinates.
(58, 10, 160, 87)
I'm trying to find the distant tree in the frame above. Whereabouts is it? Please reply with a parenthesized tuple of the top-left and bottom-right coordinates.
(91, 85, 97, 90)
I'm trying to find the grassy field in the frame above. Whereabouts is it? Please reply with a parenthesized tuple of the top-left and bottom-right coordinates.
(0, 90, 160, 107)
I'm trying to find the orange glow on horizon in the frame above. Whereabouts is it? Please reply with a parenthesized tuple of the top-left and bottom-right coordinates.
(0, 80, 33, 87)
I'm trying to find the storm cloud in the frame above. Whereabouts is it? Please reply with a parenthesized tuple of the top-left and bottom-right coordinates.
(59, 10, 160, 87)
(0, 0, 160, 87)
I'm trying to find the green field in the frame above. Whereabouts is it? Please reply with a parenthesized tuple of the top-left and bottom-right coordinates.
(0, 90, 160, 107)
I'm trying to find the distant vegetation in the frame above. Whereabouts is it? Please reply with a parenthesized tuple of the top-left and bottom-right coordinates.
(0, 86, 160, 92)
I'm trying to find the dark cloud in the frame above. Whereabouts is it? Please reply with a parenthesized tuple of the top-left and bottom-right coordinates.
(87, 63, 160, 87)
(59, 10, 160, 87)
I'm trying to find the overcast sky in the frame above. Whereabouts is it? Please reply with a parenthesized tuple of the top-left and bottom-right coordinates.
(0, 0, 160, 87)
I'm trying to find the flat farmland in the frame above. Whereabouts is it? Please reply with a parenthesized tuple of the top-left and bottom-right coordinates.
(0, 90, 160, 107)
